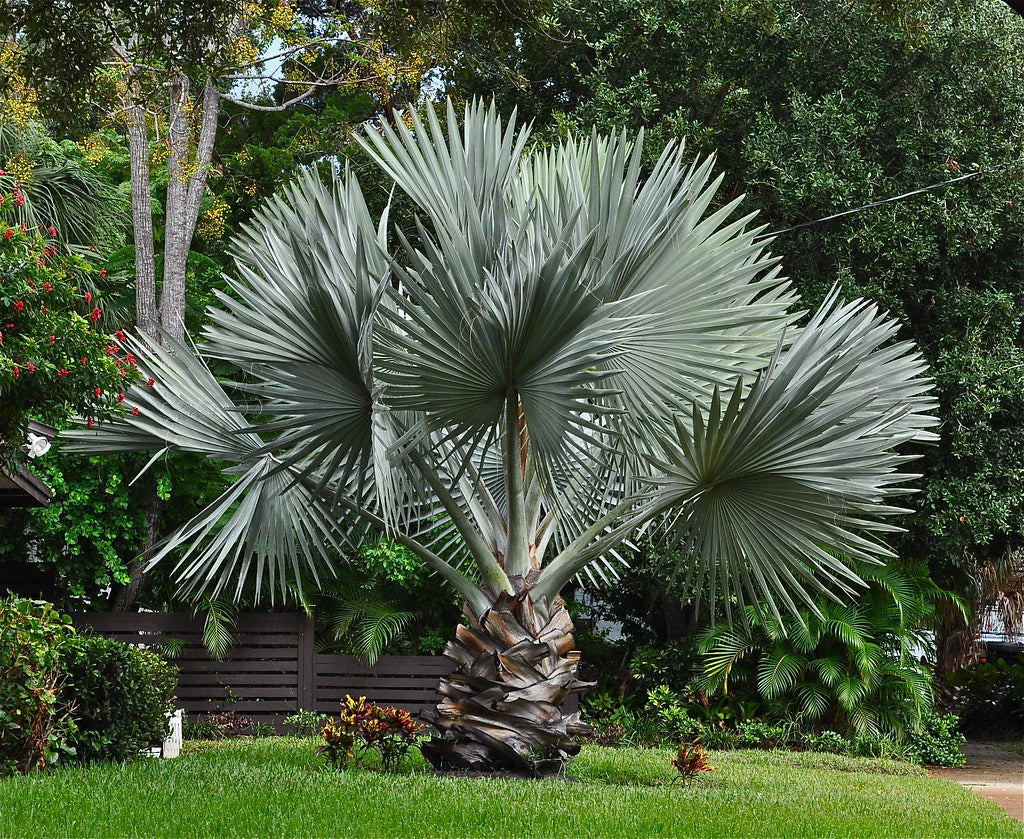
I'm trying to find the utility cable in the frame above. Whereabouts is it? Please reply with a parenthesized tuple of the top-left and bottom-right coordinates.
(754, 157, 1024, 241)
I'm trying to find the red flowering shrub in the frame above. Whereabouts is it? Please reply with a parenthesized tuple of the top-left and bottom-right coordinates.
(319, 694, 425, 772)
(0, 203, 136, 455)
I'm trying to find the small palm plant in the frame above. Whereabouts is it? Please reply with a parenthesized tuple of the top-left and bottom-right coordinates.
(69, 101, 938, 775)
(697, 561, 963, 735)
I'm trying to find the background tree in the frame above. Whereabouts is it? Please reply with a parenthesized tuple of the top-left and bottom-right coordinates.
(453, 0, 1024, 677)
(72, 102, 937, 774)
(1, 0, 550, 609)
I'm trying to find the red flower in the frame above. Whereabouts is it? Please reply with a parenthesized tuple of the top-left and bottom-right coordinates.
(115, 330, 127, 342)
(14, 194, 23, 207)
(125, 353, 136, 365)
(2, 229, 12, 239)
(116, 392, 125, 404)
(13, 300, 24, 312)
(94, 387, 102, 397)
(57, 368, 69, 378)
(147, 377, 156, 387)
(81, 357, 88, 365)
(86, 418, 94, 429)
(90, 307, 102, 322)
(84, 292, 92, 304)
(12, 365, 19, 378)
(26, 362, 35, 372)
(47, 226, 57, 237)
(99, 268, 107, 278)
(43, 282, 52, 292)
(132, 406, 140, 416)
(106, 344, 117, 355)
(49, 334, 56, 344)
(19, 222, 26, 232)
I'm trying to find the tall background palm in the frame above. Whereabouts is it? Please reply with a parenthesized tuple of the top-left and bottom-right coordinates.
(70, 101, 938, 775)
(0, 120, 128, 251)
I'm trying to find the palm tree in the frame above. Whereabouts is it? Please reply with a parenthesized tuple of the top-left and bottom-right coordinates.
(697, 560, 961, 736)
(68, 101, 938, 776)
(0, 120, 129, 252)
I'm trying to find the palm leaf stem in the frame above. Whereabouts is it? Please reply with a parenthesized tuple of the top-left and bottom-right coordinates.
(535, 493, 662, 600)
(504, 397, 532, 579)
(283, 462, 489, 615)
(407, 449, 512, 596)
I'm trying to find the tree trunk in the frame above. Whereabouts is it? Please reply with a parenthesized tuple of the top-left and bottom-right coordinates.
(421, 588, 593, 777)
(112, 469, 163, 612)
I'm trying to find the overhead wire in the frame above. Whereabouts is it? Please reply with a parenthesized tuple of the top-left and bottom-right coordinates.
(754, 157, 1024, 241)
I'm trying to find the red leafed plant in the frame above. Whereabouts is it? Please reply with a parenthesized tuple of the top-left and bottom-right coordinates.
(671, 742, 718, 784)
(319, 694, 424, 772)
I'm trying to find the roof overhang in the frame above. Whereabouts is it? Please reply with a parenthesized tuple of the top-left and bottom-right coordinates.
(0, 421, 58, 508)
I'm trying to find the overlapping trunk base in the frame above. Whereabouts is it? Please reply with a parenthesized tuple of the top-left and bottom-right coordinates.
(421, 589, 593, 777)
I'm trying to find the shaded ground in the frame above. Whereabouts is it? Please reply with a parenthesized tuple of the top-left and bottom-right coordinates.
(929, 741, 1023, 822)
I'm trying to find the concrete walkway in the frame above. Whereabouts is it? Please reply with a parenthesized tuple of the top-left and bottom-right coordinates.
(928, 741, 1024, 822)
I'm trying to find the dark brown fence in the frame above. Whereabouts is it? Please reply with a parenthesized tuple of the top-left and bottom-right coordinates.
(71, 612, 457, 728)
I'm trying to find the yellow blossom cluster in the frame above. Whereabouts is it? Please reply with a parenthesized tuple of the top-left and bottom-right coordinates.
(228, 35, 261, 69)
(268, 1, 297, 31)
(4, 153, 35, 186)
(79, 134, 110, 167)
(198, 197, 229, 240)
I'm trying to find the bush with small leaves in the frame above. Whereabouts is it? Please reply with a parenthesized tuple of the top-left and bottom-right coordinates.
(283, 710, 330, 738)
(60, 634, 177, 763)
(907, 712, 966, 767)
(0, 595, 76, 775)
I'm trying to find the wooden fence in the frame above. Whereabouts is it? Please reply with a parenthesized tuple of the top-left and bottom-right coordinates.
(71, 612, 579, 728)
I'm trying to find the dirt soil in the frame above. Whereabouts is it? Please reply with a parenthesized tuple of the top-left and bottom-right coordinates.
(928, 741, 1023, 822)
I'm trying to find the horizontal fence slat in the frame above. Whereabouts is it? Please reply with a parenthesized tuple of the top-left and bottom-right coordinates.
(173, 647, 297, 661)
(175, 686, 298, 700)
(177, 700, 298, 713)
(316, 688, 441, 703)
(315, 676, 442, 689)
(176, 673, 299, 687)
(179, 660, 298, 674)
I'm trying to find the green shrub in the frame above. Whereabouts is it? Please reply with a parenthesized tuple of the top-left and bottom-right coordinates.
(949, 658, 1024, 737)
(733, 720, 794, 749)
(283, 710, 330, 737)
(646, 685, 703, 743)
(908, 712, 966, 767)
(61, 634, 178, 763)
(799, 730, 848, 754)
(0, 595, 77, 775)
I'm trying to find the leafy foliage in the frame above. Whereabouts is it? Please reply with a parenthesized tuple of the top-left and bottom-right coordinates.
(948, 657, 1024, 737)
(319, 694, 424, 772)
(697, 561, 956, 736)
(0, 214, 135, 452)
(0, 595, 75, 776)
(60, 634, 177, 762)
(906, 712, 966, 767)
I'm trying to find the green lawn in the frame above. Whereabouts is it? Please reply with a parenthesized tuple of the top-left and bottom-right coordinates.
(0, 739, 1020, 839)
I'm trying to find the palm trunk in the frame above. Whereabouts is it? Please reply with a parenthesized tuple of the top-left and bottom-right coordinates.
(421, 588, 593, 777)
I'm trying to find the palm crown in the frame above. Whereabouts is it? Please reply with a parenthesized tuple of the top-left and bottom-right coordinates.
(69, 100, 938, 772)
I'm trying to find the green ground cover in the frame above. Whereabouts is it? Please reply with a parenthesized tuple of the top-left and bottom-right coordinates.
(0, 739, 1019, 839)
